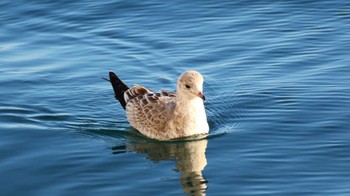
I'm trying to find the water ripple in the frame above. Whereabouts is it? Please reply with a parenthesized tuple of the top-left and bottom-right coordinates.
(1, 0, 350, 195)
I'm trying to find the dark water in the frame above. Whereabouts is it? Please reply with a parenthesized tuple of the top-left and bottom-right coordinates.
(1, 1, 350, 195)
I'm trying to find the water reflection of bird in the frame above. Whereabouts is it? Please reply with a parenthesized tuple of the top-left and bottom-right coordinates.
(111, 138, 208, 196)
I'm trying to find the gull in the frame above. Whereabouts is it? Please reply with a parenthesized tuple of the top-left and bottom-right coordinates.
(107, 70, 209, 141)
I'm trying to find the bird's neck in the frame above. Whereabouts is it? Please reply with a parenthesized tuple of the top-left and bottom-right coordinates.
(173, 95, 207, 136)
(175, 93, 201, 112)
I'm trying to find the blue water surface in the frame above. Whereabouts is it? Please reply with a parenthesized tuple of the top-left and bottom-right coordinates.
(1, 1, 350, 195)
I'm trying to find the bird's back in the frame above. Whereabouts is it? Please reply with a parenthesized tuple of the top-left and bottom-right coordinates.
(125, 85, 177, 140)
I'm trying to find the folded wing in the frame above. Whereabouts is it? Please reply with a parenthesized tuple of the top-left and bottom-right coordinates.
(125, 85, 176, 139)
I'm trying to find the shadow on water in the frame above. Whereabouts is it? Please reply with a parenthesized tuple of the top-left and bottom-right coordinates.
(111, 134, 209, 196)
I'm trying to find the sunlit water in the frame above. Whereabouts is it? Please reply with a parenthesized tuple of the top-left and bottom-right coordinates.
(1, 1, 350, 195)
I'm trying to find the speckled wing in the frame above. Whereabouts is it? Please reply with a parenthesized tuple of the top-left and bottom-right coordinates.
(125, 85, 176, 138)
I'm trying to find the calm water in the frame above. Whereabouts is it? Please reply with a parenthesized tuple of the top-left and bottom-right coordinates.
(1, 1, 350, 195)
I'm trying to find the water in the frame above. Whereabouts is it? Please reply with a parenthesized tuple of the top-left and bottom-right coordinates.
(1, 1, 350, 195)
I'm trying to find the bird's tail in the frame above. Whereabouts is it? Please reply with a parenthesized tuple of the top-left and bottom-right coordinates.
(108, 72, 129, 110)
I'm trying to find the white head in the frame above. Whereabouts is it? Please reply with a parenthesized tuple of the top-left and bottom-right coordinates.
(177, 70, 205, 101)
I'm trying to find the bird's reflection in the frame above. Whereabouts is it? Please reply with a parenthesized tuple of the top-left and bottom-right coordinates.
(111, 138, 208, 196)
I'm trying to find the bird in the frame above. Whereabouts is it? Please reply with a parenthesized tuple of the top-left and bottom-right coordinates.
(107, 70, 209, 141)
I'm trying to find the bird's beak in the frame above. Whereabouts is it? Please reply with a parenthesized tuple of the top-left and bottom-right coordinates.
(198, 92, 206, 102)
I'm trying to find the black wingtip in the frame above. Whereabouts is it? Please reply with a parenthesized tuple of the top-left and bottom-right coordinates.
(108, 71, 129, 110)
(109, 71, 116, 78)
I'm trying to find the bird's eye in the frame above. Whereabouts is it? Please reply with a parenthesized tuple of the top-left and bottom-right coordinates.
(185, 84, 191, 89)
